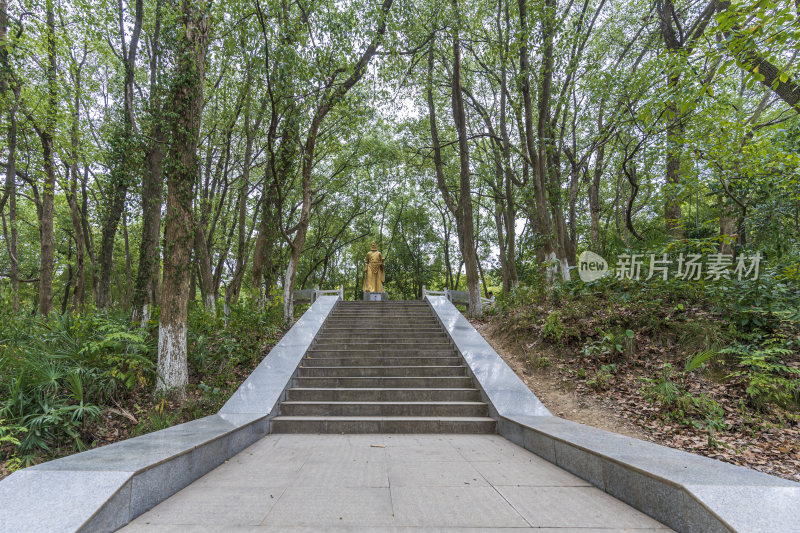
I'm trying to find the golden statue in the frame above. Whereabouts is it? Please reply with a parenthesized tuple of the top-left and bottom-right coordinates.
(363, 242, 385, 293)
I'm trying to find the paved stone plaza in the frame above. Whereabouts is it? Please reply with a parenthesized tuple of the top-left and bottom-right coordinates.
(122, 433, 672, 531)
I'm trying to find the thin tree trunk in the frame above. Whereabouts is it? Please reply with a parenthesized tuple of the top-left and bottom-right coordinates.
(518, 0, 557, 280)
(589, 137, 604, 249)
(132, 0, 164, 323)
(122, 210, 133, 308)
(194, 223, 215, 311)
(37, 0, 58, 316)
(450, 5, 481, 316)
(67, 60, 86, 310)
(2, 0, 19, 311)
(7, 109, 18, 312)
(719, 194, 737, 254)
(157, 0, 209, 398)
(665, 79, 683, 237)
(497, 6, 518, 288)
(97, 0, 144, 309)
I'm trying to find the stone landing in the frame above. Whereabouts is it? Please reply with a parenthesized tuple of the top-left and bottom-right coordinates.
(121, 433, 673, 531)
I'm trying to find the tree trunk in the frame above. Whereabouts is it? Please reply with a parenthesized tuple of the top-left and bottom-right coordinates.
(132, 0, 164, 323)
(97, 0, 144, 309)
(2, 0, 18, 310)
(450, 0, 481, 317)
(227, 97, 264, 307)
(37, 0, 58, 316)
(157, 0, 209, 398)
(132, 121, 165, 321)
(518, 0, 557, 280)
(194, 223, 216, 311)
(589, 137, 604, 250)
(664, 77, 683, 238)
(498, 30, 518, 289)
(719, 194, 737, 254)
(67, 64, 86, 310)
(4, 108, 19, 311)
(494, 204, 509, 292)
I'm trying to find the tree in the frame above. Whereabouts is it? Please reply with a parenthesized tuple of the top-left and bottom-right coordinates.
(157, 0, 210, 397)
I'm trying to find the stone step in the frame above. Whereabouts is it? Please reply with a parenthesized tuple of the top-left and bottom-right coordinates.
(274, 302, 492, 435)
(323, 322, 440, 329)
(325, 317, 438, 323)
(338, 302, 428, 305)
(312, 341, 453, 351)
(315, 333, 449, 342)
(270, 416, 496, 434)
(297, 366, 467, 378)
(293, 376, 475, 388)
(322, 326, 443, 333)
(279, 401, 488, 417)
(306, 348, 457, 358)
(285, 387, 483, 402)
(302, 356, 463, 367)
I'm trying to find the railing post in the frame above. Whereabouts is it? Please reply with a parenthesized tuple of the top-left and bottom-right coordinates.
(339, 285, 344, 300)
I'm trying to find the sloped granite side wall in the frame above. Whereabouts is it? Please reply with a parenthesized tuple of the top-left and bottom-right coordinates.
(426, 295, 800, 533)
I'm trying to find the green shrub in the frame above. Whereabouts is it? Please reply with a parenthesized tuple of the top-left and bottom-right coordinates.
(0, 312, 154, 461)
(542, 311, 565, 345)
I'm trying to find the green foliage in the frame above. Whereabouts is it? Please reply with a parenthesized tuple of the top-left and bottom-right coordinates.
(0, 312, 154, 461)
(580, 329, 634, 360)
(722, 338, 800, 409)
(542, 311, 565, 345)
(642, 363, 682, 406)
(587, 364, 617, 391)
(685, 349, 719, 373)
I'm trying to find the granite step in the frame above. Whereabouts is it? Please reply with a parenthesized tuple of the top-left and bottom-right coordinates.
(273, 301, 493, 434)
(302, 356, 463, 367)
(316, 330, 449, 343)
(306, 348, 457, 358)
(324, 319, 439, 325)
(321, 326, 443, 333)
(270, 416, 496, 434)
(319, 326, 445, 336)
(285, 387, 483, 402)
(293, 376, 475, 388)
(279, 401, 488, 417)
(311, 341, 453, 351)
(297, 365, 467, 378)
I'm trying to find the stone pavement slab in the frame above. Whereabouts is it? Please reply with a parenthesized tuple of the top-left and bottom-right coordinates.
(122, 434, 672, 531)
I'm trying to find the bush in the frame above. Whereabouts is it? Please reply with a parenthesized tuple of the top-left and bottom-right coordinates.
(0, 312, 154, 463)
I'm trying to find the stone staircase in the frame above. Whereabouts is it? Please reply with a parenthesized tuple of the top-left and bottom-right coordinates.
(271, 301, 496, 433)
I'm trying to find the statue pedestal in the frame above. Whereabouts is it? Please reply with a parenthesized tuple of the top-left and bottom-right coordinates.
(363, 291, 388, 301)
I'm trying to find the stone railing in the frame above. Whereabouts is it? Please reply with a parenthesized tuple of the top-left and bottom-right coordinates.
(422, 286, 494, 308)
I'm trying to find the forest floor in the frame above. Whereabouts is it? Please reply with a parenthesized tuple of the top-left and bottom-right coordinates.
(472, 316, 800, 483)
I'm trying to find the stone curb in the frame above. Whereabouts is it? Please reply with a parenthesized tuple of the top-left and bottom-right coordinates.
(0, 296, 339, 533)
(425, 295, 800, 533)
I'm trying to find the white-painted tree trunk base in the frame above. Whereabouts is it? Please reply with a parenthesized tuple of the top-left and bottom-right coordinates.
(560, 258, 571, 281)
(140, 304, 150, 329)
(283, 257, 296, 325)
(205, 295, 215, 313)
(156, 322, 188, 393)
(545, 251, 559, 283)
